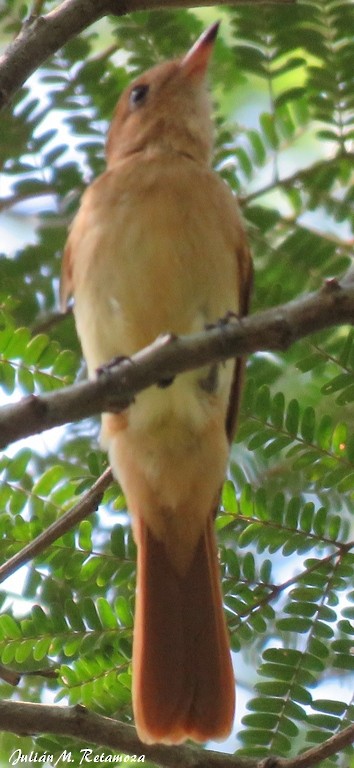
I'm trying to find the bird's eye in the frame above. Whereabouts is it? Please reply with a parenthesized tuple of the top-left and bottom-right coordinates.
(129, 84, 149, 109)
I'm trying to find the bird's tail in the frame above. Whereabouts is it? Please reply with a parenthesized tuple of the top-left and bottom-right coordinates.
(132, 513, 235, 744)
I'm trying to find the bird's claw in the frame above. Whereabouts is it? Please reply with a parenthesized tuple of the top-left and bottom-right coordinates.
(96, 355, 133, 376)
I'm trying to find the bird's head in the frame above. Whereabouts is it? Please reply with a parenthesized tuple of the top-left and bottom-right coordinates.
(106, 22, 219, 167)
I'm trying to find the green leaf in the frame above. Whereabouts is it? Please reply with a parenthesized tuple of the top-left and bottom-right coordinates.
(23, 334, 50, 364)
(260, 112, 279, 148)
(115, 596, 133, 628)
(78, 520, 92, 551)
(0, 615, 21, 640)
(222, 479, 238, 513)
(111, 525, 126, 558)
(33, 636, 51, 661)
(96, 598, 117, 630)
(285, 399, 300, 436)
(300, 406, 316, 443)
(65, 600, 85, 632)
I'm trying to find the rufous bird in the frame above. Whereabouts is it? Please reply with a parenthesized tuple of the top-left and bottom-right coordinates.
(61, 22, 252, 745)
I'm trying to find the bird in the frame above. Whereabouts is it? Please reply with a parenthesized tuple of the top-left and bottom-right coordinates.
(61, 21, 252, 745)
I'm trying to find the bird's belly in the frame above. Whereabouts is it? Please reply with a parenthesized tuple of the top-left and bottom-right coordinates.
(74, 217, 238, 369)
(73, 183, 239, 454)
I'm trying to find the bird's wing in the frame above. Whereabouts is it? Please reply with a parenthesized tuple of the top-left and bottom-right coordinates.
(226, 236, 253, 443)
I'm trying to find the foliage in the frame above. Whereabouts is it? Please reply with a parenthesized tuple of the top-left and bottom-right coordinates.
(0, 0, 354, 766)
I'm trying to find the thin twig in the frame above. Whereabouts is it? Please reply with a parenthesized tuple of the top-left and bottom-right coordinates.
(243, 155, 351, 205)
(0, 467, 112, 584)
(30, 308, 70, 335)
(0, 664, 57, 685)
(275, 723, 354, 768)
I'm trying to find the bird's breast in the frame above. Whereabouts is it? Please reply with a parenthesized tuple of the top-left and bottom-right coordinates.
(70, 155, 242, 436)
(73, 156, 240, 361)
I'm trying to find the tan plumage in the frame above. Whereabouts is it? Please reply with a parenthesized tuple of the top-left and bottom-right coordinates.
(61, 22, 252, 745)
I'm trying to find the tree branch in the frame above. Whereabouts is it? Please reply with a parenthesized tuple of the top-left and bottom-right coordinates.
(275, 723, 354, 768)
(0, 663, 57, 686)
(0, 0, 110, 109)
(0, 0, 296, 110)
(0, 467, 112, 584)
(1, 271, 354, 451)
(0, 700, 352, 768)
(0, 701, 255, 768)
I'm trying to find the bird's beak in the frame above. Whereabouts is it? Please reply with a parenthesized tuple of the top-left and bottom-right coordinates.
(181, 21, 220, 79)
